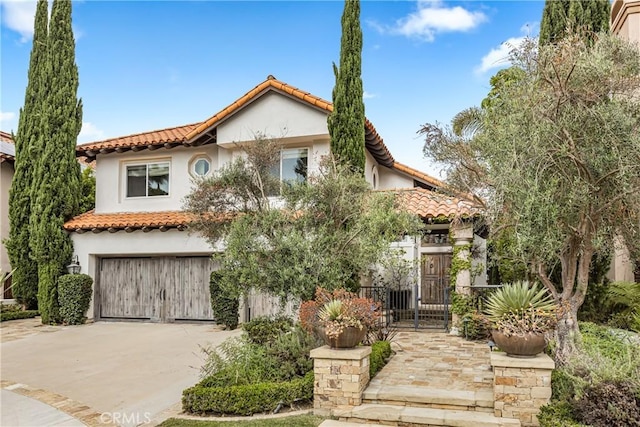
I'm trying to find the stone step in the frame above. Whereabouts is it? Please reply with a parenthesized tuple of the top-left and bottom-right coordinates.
(319, 420, 382, 427)
(334, 404, 521, 427)
(363, 384, 494, 412)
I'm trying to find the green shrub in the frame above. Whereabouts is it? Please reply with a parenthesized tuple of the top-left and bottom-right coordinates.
(574, 380, 640, 427)
(183, 371, 314, 415)
(538, 401, 585, 427)
(459, 311, 492, 341)
(209, 271, 238, 330)
(370, 340, 392, 378)
(58, 274, 93, 325)
(243, 315, 293, 345)
(263, 326, 321, 380)
(200, 336, 282, 387)
(1, 309, 39, 322)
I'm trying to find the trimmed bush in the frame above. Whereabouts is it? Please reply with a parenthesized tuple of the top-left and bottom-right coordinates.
(1, 309, 39, 322)
(574, 380, 640, 427)
(370, 340, 392, 378)
(243, 315, 293, 345)
(58, 274, 93, 325)
(183, 371, 314, 415)
(209, 271, 238, 330)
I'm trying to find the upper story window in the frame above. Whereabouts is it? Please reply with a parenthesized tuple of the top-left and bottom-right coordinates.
(189, 155, 212, 178)
(126, 161, 170, 197)
(267, 148, 308, 196)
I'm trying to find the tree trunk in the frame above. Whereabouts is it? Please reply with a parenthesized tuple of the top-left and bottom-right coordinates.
(553, 299, 580, 366)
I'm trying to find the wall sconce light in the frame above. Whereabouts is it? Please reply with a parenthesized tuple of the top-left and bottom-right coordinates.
(66, 255, 81, 275)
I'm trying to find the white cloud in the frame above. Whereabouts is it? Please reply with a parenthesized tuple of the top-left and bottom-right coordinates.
(79, 122, 105, 141)
(370, 0, 487, 42)
(474, 21, 540, 75)
(475, 36, 526, 74)
(0, 0, 38, 42)
(0, 111, 17, 129)
(363, 91, 377, 99)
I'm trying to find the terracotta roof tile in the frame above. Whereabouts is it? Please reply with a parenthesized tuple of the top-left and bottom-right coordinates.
(186, 76, 393, 166)
(391, 188, 480, 219)
(0, 131, 14, 162)
(392, 162, 445, 189)
(0, 131, 14, 144)
(75, 76, 394, 166)
(64, 210, 194, 231)
(76, 123, 200, 154)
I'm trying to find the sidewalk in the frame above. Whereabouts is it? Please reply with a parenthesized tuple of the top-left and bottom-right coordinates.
(1, 389, 86, 427)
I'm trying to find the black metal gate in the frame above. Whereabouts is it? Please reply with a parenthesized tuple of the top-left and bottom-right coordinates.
(361, 253, 451, 330)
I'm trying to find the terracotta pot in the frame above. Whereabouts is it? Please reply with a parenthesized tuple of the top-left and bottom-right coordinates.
(318, 325, 367, 349)
(491, 330, 547, 358)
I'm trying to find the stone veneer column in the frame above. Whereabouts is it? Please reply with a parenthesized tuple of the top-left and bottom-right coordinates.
(309, 345, 371, 416)
(450, 223, 473, 327)
(491, 352, 555, 427)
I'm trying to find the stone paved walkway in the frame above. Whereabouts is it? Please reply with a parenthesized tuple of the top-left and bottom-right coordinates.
(0, 317, 64, 343)
(372, 331, 494, 393)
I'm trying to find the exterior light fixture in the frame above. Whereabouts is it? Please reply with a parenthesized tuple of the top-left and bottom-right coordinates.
(66, 255, 81, 275)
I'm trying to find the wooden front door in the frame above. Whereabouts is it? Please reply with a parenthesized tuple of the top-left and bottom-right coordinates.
(98, 256, 216, 322)
(420, 253, 452, 304)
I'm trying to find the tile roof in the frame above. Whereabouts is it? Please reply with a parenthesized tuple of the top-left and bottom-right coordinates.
(65, 189, 479, 233)
(63, 210, 194, 232)
(391, 188, 480, 219)
(187, 75, 394, 167)
(0, 131, 15, 162)
(76, 123, 200, 155)
(75, 76, 394, 166)
(392, 162, 446, 190)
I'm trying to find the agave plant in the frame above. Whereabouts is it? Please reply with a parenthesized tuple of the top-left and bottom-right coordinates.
(485, 281, 557, 336)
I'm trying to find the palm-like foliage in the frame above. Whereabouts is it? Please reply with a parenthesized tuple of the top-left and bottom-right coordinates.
(485, 281, 556, 323)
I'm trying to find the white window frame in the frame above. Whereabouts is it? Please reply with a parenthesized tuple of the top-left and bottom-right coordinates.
(275, 147, 309, 183)
(188, 154, 212, 179)
(124, 160, 171, 199)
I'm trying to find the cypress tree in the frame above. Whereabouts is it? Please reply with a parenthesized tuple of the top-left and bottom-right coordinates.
(539, 0, 610, 45)
(328, 0, 366, 175)
(31, 0, 82, 324)
(6, 0, 49, 309)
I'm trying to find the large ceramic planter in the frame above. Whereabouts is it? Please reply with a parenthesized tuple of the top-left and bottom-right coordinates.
(318, 325, 367, 349)
(491, 330, 547, 358)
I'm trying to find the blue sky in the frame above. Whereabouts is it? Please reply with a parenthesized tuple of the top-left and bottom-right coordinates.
(0, 0, 545, 177)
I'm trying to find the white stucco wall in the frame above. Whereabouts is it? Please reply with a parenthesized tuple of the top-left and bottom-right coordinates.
(94, 145, 219, 214)
(217, 91, 329, 146)
(0, 162, 13, 273)
(377, 166, 414, 190)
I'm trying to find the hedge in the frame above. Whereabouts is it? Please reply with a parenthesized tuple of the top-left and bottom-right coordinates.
(183, 371, 314, 415)
(58, 274, 93, 325)
(0, 310, 39, 322)
(210, 271, 239, 330)
(370, 340, 392, 378)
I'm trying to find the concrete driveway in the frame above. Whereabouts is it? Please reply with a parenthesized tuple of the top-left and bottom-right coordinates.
(1, 320, 240, 425)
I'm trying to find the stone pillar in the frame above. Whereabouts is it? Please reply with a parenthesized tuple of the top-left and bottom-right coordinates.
(450, 223, 473, 327)
(491, 352, 555, 427)
(310, 345, 371, 416)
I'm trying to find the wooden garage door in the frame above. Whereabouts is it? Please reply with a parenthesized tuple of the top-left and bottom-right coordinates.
(98, 257, 216, 322)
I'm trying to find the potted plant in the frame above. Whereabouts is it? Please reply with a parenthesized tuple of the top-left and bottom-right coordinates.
(485, 281, 557, 357)
(300, 287, 380, 348)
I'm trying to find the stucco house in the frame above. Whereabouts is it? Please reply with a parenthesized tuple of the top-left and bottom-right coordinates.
(65, 76, 483, 324)
(1, 131, 15, 300)
(610, 0, 640, 283)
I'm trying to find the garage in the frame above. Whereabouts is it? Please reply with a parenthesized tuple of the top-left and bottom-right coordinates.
(97, 256, 216, 322)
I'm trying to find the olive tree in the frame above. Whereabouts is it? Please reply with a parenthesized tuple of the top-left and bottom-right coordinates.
(185, 138, 420, 302)
(420, 34, 640, 364)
